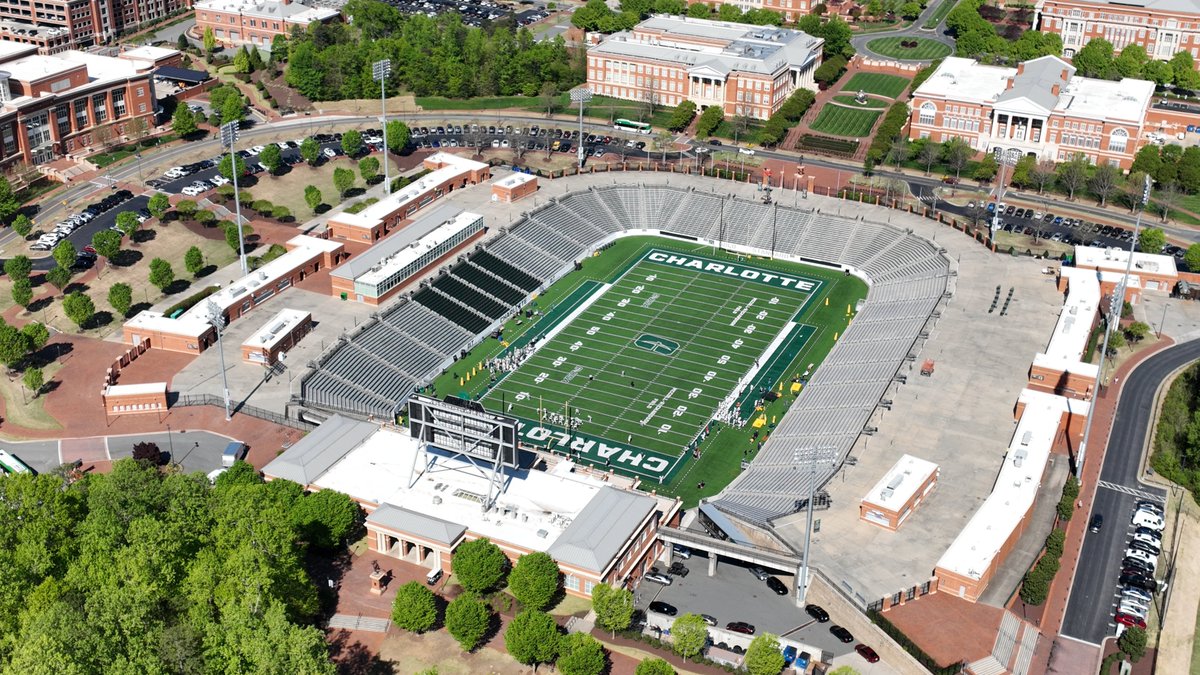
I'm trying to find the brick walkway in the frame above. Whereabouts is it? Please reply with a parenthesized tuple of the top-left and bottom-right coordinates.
(1032, 337, 1177, 675)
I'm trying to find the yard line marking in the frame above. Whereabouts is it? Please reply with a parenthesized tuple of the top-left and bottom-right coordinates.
(730, 297, 757, 326)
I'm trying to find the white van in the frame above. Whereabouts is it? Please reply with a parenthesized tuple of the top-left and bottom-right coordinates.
(426, 568, 443, 586)
(1131, 511, 1164, 530)
(221, 441, 247, 468)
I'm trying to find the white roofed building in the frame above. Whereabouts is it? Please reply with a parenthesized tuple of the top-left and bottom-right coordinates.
(586, 15, 823, 120)
(908, 55, 1157, 170)
(194, 0, 340, 48)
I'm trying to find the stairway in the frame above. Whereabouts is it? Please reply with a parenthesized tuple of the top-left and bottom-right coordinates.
(327, 614, 391, 632)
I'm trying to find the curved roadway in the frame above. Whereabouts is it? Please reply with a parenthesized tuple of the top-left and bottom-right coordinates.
(1061, 339, 1200, 645)
(849, 0, 957, 61)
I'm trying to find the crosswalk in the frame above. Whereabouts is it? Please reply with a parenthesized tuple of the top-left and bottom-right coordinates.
(1096, 480, 1163, 503)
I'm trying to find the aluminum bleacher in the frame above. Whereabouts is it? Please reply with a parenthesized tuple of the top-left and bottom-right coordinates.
(299, 186, 950, 526)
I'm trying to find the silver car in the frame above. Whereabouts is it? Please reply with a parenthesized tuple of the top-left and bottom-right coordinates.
(644, 572, 673, 585)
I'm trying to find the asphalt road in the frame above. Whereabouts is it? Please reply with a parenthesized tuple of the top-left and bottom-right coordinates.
(24, 193, 150, 270)
(1, 429, 239, 476)
(1059, 340, 1200, 644)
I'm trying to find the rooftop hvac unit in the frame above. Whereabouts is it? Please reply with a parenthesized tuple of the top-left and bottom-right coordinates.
(1021, 431, 1033, 446)
(1014, 449, 1027, 468)
(887, 475, 904, 490)
(880, 487, 894, 500)
(432, 496, 442, 505)
(536, 529, 549, 538)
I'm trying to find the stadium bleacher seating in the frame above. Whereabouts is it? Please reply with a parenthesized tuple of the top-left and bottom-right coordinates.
(299, 184, 951, 526)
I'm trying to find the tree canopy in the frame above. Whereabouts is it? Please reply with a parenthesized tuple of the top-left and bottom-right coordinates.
(445, 592, 491, 651)
(504, 610, 560, 668)
(670, 614, 708, 660)
(556, 632, 606, 675)
(591, 583, 633, 636)
(508, 552, 560, 611)
(744, 633, 786, 675)
(390, 581, 438, 633)
(451, 537, 508, 594)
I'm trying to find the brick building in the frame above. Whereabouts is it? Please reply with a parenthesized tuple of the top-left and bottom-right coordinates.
(240, 308, 312, 366)
(586, 15, 823, 120)
(491, 172, 537, 203)
(0, 40, 167, 167)
(1035, 0, 1200, 66)
(263, 416, 683, 597)
(0, 0, 191, 53)
(859, 454, 940, 532)
(193, 0, 337, 48)
(908, 55, 1156, 169)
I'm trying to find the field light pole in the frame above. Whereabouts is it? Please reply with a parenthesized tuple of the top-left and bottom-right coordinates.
(220, 121, 247, 274)
(1078, 174, 1151, 471)
(989, 149, 1020, 243)
(206, 300, 232, 421)
(570, 87, 592, 169)
(373, 59, 392, 195)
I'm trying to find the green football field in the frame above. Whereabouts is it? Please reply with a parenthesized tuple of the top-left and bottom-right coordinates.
(481, 249, 819, 481)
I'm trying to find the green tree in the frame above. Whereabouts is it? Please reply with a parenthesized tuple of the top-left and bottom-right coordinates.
(1011, 154, 1036, 187)
(21, 321, 48, 353)
(148, 258, 174, 291)
(695, 104, 724, 138)
(899, 1, 921, 18)
(827, 668, 862, 675)
(219, 95, 245, 125)
(62, 291, 94, 328)
(452, 537, 509, 594)
(175, 200, 198, 220)
(386, 120, 410, 154)
(300, 137, 321, 166)
(666, 99, 697, 131)
(52, 240, 76, 271)
(304, 185, 322, 214)
(1114, 44, 1149, 78)
(12, 213, 32, 237)
(1142, 59, 1174, 85)
(290, 489, 362, 549)
(184, 246, 204, 276)
(0, 175, 17, 224)
(11, 277, 31, 308)
(1185, 243, 1200, 271)
(670, 613, 708, 660)
(687, 2, 709, 17)
(505, 610, 560, 670)
(233, 47, 251, 74)
(390, 581, 438, 633)
(92, 230, 122, 267)
(0, 323, 29, 367)
(1073, 38, 1115, 78)
(1170, 51, 1200, 90)
(171, 105, 197, 137)
(202, 26, 216, 53)
(218, 154, 247, 181)
(224, 222, 244, 253)
(333, 167, 356, 198)
(509, 552, 560, 611)
(4, 254, 31, 280)
(556, 632, 605, 675)
(271, 34, 289, 63)
(942, 137, 973, 182)
(108, 283, 133, 317)
(259, 144, 283, 174)
(445, 592, 491, 651)
(744, 633, 786, 675)
(44, 266, 71, 292)
(591, 583, 633, 637)
(1137, 227, 1166, 253)
(636, 658, 675, 675)
(1118, 626, 1147, 662)
(1126, 321, 1151, 343)
(147, 193, 170, 220)
(116, 211, 141, 239)
(359, 156, 380, 183)
(23, 366, 43, 397)
(341, 130, 364, 157)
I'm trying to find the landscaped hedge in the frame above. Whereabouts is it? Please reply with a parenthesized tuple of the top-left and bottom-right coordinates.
(1056, 475, 1079, 522)
(758, 89, 817, 146)
(1019, 527, 1067, 605)
(865, 101, 912, 166)
(867, 609, 965, 675)
(161, 285, 220, 318)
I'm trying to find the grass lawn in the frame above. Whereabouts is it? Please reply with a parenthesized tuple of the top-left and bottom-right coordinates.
(429, 235, 866, 505)
(418, 93, 676, 131)
(867, 37, 953, 60)
(28, 222, 237, 340)
(923, 0, 963, 28)
(250, 154, 403, 217)
(996, 230, 1073, 258)
(842, 72, 911, 99)
(810, 104, 883, 138)
(831, 95, 888, 109)
(0, 358, 65, 431)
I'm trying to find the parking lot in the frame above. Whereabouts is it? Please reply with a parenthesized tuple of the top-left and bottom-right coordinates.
(636, 551, 873, 662)
(30, 191, 149, 263)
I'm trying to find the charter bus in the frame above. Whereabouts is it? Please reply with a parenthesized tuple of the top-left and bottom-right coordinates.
(614, 118, 651, 135)
(0, 450, 32, 475)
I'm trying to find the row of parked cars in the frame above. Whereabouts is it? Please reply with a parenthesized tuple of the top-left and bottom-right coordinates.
(1107, 500, 1166, 629)
(31, 189, 136, 251)
(984, 201, 1187, 258)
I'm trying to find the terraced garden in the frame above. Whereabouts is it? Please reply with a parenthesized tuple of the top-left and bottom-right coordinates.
(843, 72, 912, 99)
(809, 105, 883, 138)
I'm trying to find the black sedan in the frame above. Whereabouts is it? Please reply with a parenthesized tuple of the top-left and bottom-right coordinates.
(766, 576, 788, 596)
(805, 604, 830, 622)
(830, 625, 854, 643)
(648, 601, 677, 617)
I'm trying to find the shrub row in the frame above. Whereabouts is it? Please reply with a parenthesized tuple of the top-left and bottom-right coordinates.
(1019, 527, 1067, 605)
(1057, 475, 1080, 522)
(162, 285, 220, 318)
(864, 101, 912, 168)
(616, 629, 740, 673)
(758, 89, 816, 146)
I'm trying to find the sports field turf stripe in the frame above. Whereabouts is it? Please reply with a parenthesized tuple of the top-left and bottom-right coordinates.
(736, 323, 816, 417)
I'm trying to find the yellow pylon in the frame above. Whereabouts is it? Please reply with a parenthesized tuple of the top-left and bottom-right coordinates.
(825, 297, 829, 306)
(459, 377, 464, 386)
(834, 332, 839, 340)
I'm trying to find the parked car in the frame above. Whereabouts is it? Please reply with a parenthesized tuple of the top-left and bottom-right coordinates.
(648, 601, 677, 616)
(322, 147, 337, 159)
(644, 572, 673, 586)
(855, 644, 880, 663)
(1131, 511, 1164, 530)
(805, 604, 830, 622)
(748, 566, 769, 581)
(725, 621, 755, 635)
(1134, 526, 1162, 541)
(668, 562, 689, 577)
(830, 625, 854, 643)
(699, 614, 717, 626)
(673, 545, 691, 560)
(1120, 573, 1157, 593)
(1129, 539, 1161, 556)
(1124, 548, 1157, 567)
(1136, 500, 1164, 516)
(1115, 612, 1146, 629)
(765, 576, 788, 596)
(1122, 587, 1153, 603)
(1089, 513, 1103, 533)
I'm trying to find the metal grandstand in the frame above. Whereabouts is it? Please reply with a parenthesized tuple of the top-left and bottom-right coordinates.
(297, 184, 953, 526)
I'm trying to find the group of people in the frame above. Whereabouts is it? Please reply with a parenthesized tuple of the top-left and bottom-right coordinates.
(486, 339, 540, 375)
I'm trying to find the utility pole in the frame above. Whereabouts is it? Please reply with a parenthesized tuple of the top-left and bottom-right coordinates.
(220, 121, 247, 274)
(990, 149, 1019, 245)
(206, 300, 232, 421)
(570, 87, 592, 169)
(373, 59, 392, 195)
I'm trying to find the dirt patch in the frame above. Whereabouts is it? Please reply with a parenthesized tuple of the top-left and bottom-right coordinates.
(250, 155, 404, 218)
(377, 624, 524, 674)
(1154, 492, 1200, 674)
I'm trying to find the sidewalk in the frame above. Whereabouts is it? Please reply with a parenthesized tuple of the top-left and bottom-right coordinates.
(1032, 336, 1177, 675)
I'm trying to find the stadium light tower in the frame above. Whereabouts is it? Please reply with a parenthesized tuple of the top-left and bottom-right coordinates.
(570, 86, 592, 169)
(373, 59, 393, 195)
(1078, 174, 1151, 470)
(220, 121, 248, 274)
(206, 300, 232, 421)
(989, 148, 1020, 245)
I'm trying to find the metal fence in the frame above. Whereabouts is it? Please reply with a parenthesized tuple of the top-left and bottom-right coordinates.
(172, 393, 316, 431)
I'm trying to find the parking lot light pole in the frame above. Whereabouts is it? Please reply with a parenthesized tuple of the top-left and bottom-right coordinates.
(206, 300, 232, 421)
(220, 121, 247, 274)
(990, 149, 1019, 243)
(373, 59, 392, 195)
(570, 87, 592, 169)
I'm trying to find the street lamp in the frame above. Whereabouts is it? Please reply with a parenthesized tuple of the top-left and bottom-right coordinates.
(570, 87, 592, 169)
(373, 59, 392, 195)
(206, 300, 233, 421)
(220, 121, 248, 274)
(989, 148, 1020, 243)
